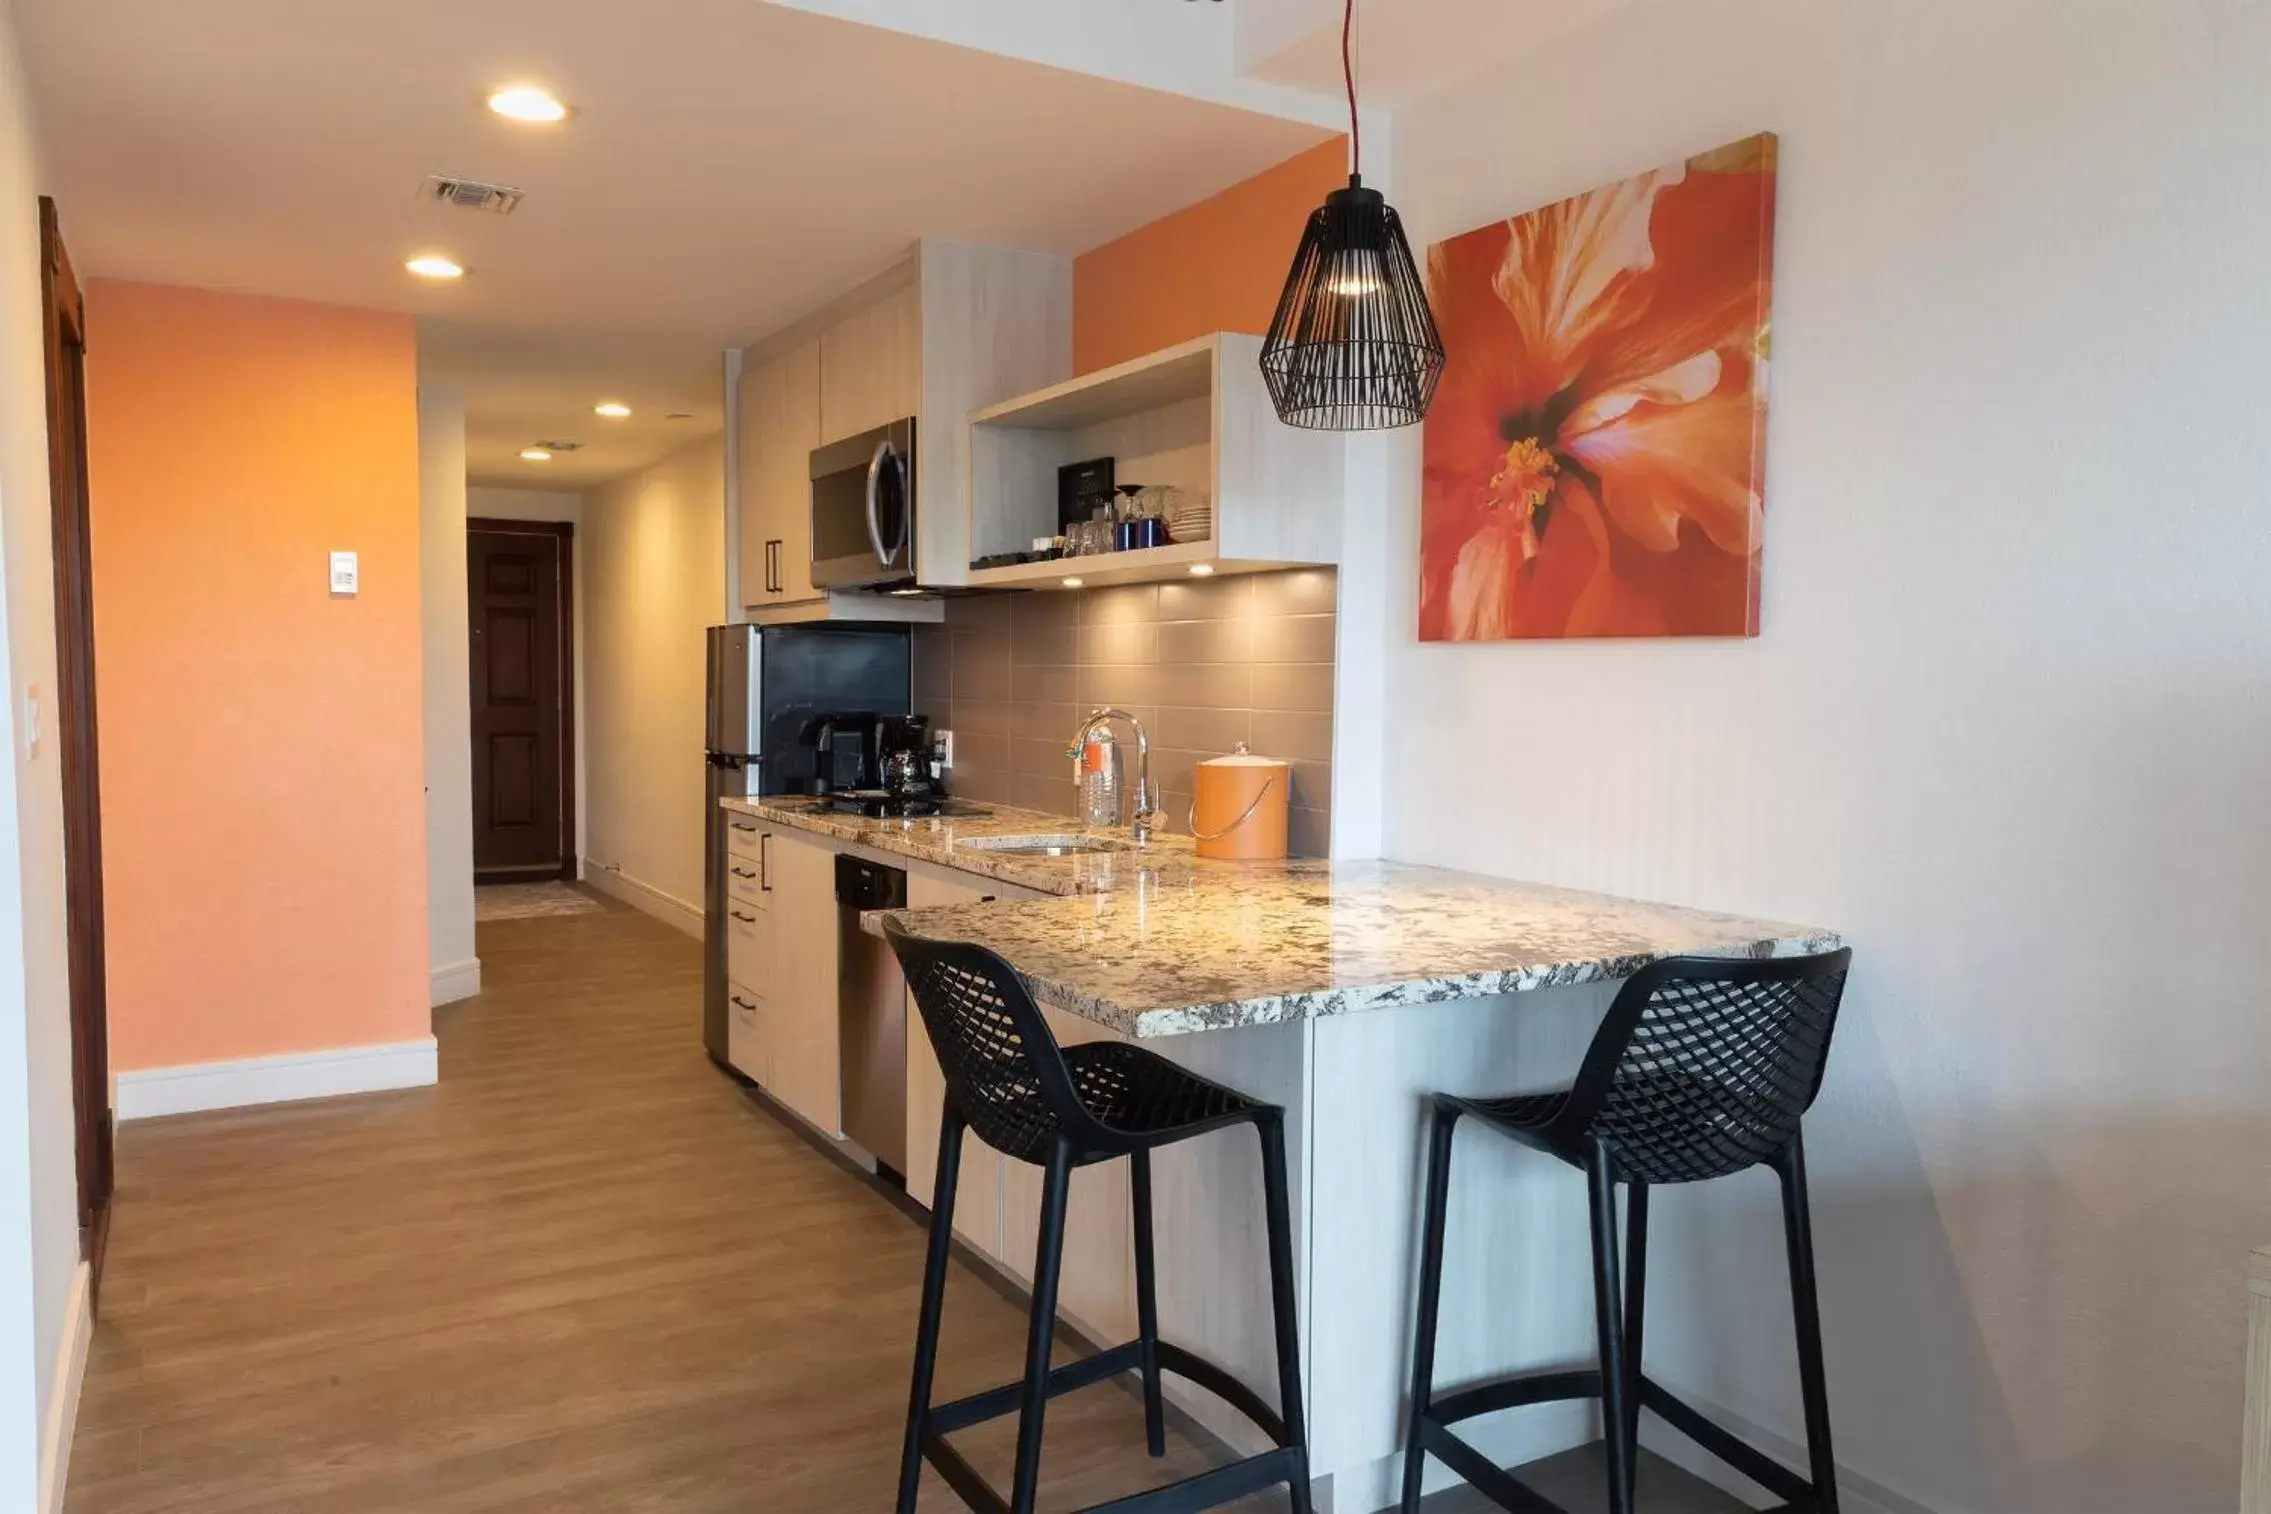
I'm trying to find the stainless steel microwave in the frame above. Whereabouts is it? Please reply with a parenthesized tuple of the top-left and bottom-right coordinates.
(810, 417, 916, 591)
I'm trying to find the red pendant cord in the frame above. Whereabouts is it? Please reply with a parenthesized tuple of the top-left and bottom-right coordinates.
(1343, 0, 1360, 178)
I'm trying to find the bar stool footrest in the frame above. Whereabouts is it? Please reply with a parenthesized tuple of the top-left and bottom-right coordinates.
(1639, 1377, 1819, 1507)
(1073, 1447, 1303, 1513)
(919, 1338, 1308, 1514)
(1411, 1371, 1829, 1514)
(930, 1341, 1145, 1436)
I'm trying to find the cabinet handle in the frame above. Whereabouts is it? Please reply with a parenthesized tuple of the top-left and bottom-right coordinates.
(765, 538, 783, 595)
(729, 908, 757, 924)
(731, 994, 757, 1012)
(760, 833, 772, 891)
(729, 864, 759, 879)
(730, 820, 758, 833)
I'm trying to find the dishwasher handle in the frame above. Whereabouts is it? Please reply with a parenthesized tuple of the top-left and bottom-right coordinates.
(834, 852, 908, 911)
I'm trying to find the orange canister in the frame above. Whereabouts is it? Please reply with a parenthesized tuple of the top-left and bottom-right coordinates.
(1190, 744, 1290, 860)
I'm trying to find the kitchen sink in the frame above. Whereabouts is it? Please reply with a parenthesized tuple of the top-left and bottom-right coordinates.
(955, 834, 1133, 858)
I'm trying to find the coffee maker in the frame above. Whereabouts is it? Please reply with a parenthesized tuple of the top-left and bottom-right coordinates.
(807, 713, 941, 816)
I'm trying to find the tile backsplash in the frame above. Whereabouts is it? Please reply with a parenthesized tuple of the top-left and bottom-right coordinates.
(913, 569, 1336, 856)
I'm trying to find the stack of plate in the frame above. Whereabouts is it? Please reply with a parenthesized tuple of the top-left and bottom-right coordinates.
(1163, 491, 1213, 545)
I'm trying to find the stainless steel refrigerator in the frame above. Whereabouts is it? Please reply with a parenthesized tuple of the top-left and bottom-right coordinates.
(703, 623, 910, 1065)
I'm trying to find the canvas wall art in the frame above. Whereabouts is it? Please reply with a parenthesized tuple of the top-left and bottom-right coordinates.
(1418, 133, 1778, 642)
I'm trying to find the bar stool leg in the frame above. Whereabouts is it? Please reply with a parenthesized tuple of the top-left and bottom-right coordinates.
(1587, 1143, 1637, 1514)
(1777, 1134, 1841, 1512)
(898, 1107, 965, 1514)
(1257, 1111, 1314, 1514)
(1008, 1136, 1075, 1514)
(1623, 1181, 1650, 1459)
(1130, 1148, 1166, 1457)
(1400, 1101, 1459, 1513)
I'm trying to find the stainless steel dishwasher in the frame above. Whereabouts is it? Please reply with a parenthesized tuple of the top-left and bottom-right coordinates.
(835, 853, 909, 1176)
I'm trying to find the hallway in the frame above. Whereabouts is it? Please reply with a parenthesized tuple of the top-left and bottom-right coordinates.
(63, 897, 1251, 1512)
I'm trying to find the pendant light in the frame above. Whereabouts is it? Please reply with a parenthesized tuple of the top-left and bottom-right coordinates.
(1259, 0, 1445, 430)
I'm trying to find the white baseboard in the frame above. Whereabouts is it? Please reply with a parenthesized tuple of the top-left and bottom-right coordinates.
(38, 1261, 90, 1514)
(116, 1037, 439, 1120)
(584, 863, 702, 938)
(430, 956, 482, 1007)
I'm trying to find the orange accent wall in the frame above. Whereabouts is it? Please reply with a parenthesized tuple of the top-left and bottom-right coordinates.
(84, 280, 429, 1071)
(1073, 137, 1347, 374)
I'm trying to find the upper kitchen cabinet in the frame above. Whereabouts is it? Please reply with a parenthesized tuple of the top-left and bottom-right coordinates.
(740, 337, 822, 609)
(735, 239, 1070, 618)
(962, 332, 1345, 590)
(818, 280, 921, 445)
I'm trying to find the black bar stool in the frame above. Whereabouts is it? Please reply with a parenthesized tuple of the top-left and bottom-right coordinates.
(884, 920, 1313, 1514)
(1401, 949, 1854, 1514)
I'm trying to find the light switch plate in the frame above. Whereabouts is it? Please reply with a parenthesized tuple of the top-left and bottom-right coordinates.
(329, 551, 359, 595)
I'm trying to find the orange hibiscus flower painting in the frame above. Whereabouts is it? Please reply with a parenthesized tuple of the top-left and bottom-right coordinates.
(1419, 133, 1778, 641)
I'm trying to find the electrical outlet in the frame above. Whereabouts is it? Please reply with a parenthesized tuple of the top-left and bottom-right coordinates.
(936, 729, 954, 771)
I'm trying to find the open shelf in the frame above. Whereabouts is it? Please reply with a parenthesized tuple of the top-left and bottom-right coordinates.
(961, 333, 1344, 590)
(965, 539, 1218, 590)
(969, 336, 1215, 432)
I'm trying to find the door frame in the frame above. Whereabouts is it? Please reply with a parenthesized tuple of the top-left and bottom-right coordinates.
(467, 518, 577, 881)
(39, 197, 112, 1299)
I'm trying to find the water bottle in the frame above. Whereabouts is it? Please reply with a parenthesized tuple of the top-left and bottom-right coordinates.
(1078, 725, 1120, 828)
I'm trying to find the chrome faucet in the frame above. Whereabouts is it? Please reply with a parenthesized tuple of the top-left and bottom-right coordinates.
(1067, 707, 1161, 846)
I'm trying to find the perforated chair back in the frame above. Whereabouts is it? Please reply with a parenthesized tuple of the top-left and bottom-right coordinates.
(1548, 950, 1852, 1183)
(885, 920, 1108, 1163)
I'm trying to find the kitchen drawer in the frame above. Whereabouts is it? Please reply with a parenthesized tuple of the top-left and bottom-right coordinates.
(725, 980, 767, 1082)
(724, 850, 768, 907)
(725, 898, 774, 994)
(724, 814, 766, 862)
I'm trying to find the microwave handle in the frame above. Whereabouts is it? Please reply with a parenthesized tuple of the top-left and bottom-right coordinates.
(864, 438, 891, 565)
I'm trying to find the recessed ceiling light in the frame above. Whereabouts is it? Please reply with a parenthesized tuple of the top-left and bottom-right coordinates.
(1189, 563, 1215, 576)
(520, 448, 552, 463)
(1061, 577, 1083, 588)
(488, 85, 568, 124)
(594, 401, 631, 419)
(405, 254, 464, 281)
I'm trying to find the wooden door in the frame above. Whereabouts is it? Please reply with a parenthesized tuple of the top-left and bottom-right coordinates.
(40, 199, 112, 1298)
(467, 522, 574, 880)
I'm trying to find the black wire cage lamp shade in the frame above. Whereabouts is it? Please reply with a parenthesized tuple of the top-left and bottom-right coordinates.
(1259, 174, 1444, 430)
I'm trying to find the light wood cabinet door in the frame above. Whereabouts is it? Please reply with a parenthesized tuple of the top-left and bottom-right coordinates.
(902, 871, 1004, 1262)
(741, 340, 822, 608)
(764, 829, 842, 1135)
(725, 981, 770, 1084)
(819, 281, 920, 445)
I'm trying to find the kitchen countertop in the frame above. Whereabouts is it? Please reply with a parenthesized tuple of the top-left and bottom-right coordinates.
(720, 795, 1307, 897)
(868, 859, 1842, 1040)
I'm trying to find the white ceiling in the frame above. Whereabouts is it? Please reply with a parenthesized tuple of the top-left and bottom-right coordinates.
(1239, 0, 1642, 108)
(16, 0, 1336, 487)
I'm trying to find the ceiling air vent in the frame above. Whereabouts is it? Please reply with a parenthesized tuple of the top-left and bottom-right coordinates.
(422, 175, 525, 215)
(535, 440, 582, 453)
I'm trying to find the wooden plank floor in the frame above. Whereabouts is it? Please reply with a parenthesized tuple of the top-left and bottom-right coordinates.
(65, 894, 1747, 1514)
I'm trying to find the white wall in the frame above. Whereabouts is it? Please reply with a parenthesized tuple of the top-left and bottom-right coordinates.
(467, 486, 587, 873)
(1383, 2, 2271, 1511)
(417, 389, 477, 1006)
(0, 0, 82, 1505)
(579, 438, 723, 933)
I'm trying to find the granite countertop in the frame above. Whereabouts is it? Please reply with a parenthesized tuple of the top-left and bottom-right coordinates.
(720, 795, 1302, 897)
(868, 860, 1842, 1039)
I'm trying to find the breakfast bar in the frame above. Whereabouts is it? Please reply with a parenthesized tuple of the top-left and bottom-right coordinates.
(837, 814, 1840, 1506)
